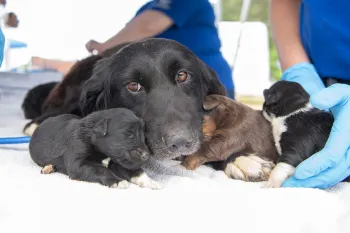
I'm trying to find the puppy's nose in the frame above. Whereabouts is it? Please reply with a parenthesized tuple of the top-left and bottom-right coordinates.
(140, 151, 150, 161)
(165, 133, 193, 153)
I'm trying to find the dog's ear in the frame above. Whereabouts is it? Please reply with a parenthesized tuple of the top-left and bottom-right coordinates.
(263, 88, 278, 104)
(198, 58, 227, 96)
(79, 58, 111, 116)
(93, 118, 109, 137)
(203, 96, 220, 110)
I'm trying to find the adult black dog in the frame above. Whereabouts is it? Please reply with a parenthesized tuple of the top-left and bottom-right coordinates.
(79, 38, 227, 161)
(30, 108, 162, 189)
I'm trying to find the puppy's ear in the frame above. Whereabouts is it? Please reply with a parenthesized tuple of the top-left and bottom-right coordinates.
(203, 96, 220, 110)
(198, 58, 227, 96)
(93, 118, 109, 137)
(263, 89, 278, 104)
(79, 58, 111, 116)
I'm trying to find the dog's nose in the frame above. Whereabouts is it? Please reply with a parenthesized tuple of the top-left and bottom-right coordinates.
(165, 133, 193, 153)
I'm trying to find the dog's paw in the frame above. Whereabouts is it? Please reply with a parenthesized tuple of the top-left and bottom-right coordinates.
(41, 164, 55, 174)
(224, 155, 275, 182)
(110, 180, 131, 189)
(131, 172, 163, 190)
(23, 122, 38, 136)
(263, 163, 295, 188)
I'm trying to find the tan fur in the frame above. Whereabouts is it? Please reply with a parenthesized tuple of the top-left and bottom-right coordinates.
(41, 164, 55, 174)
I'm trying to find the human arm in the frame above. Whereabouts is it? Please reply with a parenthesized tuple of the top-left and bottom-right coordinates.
(270, 0, 325, 96)
(86, 10, 173, 53)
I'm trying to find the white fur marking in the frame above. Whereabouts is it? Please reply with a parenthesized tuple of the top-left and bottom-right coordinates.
(225, 155, 274, 181)
(117, 180, 131, 189)
(263, 162, 295, 188)
(262, 111, 273, 122)
(269, 103, 313, 155)
(131, 172, 163, 190)
(101, 158, 111, 167)
(24, 123, 38, 136)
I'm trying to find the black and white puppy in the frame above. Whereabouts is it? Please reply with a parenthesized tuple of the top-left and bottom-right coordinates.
(262, 80, 334, 188)
(29, 108, 162, 189)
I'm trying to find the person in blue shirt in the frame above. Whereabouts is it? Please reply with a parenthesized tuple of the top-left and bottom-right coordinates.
(85, 0, 234, 99)
(270, 0, 350, 188)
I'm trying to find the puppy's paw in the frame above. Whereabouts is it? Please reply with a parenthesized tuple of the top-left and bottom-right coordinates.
(23, 122, 38, 136)
(110, 180, 131, 189)
(263, 162, 295, 188)
(41, 164, 55, 174)
(224, 155, 275, 182)
(117, 180, 131, 189)
(131, 172, 163, 190)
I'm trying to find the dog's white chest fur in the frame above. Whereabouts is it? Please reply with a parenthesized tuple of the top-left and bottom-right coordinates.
(264, 102, 313, 156)
(271, 117, 287, 155)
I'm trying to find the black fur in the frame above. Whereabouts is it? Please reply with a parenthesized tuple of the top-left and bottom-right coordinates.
(79, 38, 226, 160)
(262, 81, 334, 167)
(29, 108, 150, 187)
(22, 43, 130, 131)
(21, 82, 58, 119)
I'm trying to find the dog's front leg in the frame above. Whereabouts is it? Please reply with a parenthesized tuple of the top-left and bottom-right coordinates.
(67, 160, 130, 189)
(108, 163, 163, 190)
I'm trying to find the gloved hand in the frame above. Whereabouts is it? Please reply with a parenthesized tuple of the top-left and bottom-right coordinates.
(281, 62, 326, 96)
(282, 84, 350, 188)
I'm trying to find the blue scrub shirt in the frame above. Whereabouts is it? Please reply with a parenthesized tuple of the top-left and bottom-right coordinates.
(135, 0, 234, 98)
(300, 0, 350, 80)
(0, 27, 5, 67)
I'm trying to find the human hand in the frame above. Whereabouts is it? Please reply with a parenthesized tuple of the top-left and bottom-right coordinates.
(85, 40, 105, 54)
(281, 62, 326, 96)
(282, 84, 350, 188)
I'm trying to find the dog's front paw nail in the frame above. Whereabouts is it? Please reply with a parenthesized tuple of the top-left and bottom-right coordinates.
(24, 123, 38, 136)
(117, 180, 131, 189)
(131, 172, 163, 190)
(41, 164, 55, 174)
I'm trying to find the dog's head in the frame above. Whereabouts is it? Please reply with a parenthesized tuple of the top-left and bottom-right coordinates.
(262, 81, 310, 120)
(80, 38, 226, 160)
(90, 108, 150, 170)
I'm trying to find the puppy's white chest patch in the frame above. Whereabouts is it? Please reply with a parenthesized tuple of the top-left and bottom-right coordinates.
(271, 117, 287, 155)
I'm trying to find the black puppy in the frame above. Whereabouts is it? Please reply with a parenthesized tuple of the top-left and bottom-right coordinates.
(21, 82, 58, 119)
(29, 108, 162, 189)
(261, 80, 345, 188)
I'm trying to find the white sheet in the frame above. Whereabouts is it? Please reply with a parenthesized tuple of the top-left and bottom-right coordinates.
(1, 72, 349, 233)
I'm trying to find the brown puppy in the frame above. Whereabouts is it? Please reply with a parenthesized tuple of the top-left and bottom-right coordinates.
(181, 94, 278, 182)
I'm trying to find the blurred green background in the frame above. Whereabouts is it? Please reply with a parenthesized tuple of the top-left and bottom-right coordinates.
(222, 0, 281, 81)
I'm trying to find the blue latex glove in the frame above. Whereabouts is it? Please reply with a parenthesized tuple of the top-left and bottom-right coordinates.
(283, 84, 350, 188)
(281, 62, 326, 96)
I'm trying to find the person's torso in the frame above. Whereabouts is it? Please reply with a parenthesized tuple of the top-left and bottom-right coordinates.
(135, 1, 222, 58)
(300, 0, 350, 80)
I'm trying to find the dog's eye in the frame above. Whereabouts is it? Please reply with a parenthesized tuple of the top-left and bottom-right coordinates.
(126, 82, 142, 92)
(176, 71, 189, 83)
